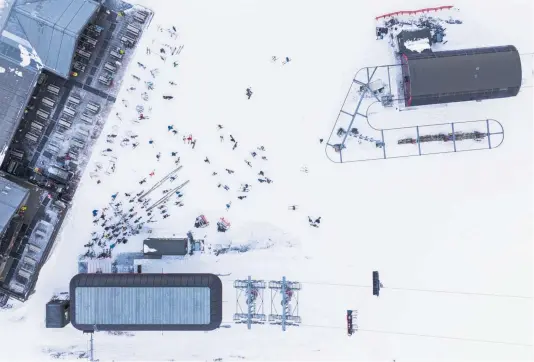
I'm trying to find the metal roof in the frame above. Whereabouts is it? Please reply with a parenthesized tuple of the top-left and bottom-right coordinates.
(405, 45, 522, 98)
(0, 176, 29, 235)
(12, 0, 100, 77)
(143, 238, 188, 257)
(45, 299, 70, 328)
(70, 273, 223, 331)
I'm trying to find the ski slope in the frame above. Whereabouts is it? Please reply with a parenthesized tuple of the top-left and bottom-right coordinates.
(0, 0, 532, 360)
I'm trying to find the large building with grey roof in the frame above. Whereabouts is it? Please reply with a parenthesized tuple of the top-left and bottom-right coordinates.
(0, 176, 29, 238)
(0, 0, 101, 155)
(401, 45, 522, 107)
(70, 273, 223, 332)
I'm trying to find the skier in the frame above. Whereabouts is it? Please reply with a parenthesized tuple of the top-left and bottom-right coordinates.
(319, 138, 324, 144)
(137, 62, 146, 69)
(111, 193, 118, 200)
(258, 178, 267, 183)
(246, 88, 253, 99)
(217, 124, 224, 130)
(238, 196, 247, 200)
(225, 169, 234, 174)
(258, 171, 265, 176)
(92, 209, 98, 217)
(182, 136, 187, 143)
(251, 151, 257, 158)
(149, 139, 154, 145)
(289, 205, 297, 210)
(245, 160, 252, 167)
(172, 129, 178, 135)
(149, 171, 155, 177)
(163, 95, 174, 100)
(230, 135, 235, 143)
(204, 157, 210, 164)
(232, 142, 238, 150)
(212, 172, 218, 176)
(262, 156, 268, 160)
(226, 201, 232, 211)
(191, 139, 197, 149)
(223, 185, 230, 191)
(160, 48, 165, 54)
(315, 217, 321, 224)
(187, 134, 193, 144)
(168, 125, 174, 131)
(173, 61, 179, 67)
(156, 152, 161, 161)
(220, 135, 224, 142)
(132, 142, 139, 149)
(257, 146, 265, 151)
(169, 81, 177, 86)
(171, 152, 177, 156)
(163, 214, 170, 219)
(103, 148, 113, 152)
(170, 176, 177, 182)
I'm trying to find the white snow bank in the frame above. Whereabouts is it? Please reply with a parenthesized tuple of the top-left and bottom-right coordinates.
(18, 44, 42, 68)
(404, 38, 430, 53)
(0, 66, 5, 73)
(143, 244, 158, 253)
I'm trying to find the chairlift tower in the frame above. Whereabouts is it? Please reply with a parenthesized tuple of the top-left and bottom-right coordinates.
(233, 276, 266, 329)
(268, 276, 302, 331)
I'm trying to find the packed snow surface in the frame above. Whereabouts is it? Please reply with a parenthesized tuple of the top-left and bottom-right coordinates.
(0, 0, 532, 361)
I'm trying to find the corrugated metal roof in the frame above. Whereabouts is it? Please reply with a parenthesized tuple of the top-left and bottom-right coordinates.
(0, 176, 29, 233)
(13, 0, 100, 77)
(70, 273, 223, 331)
(75, 287, 211, 325)
(406, 45, 522, 97)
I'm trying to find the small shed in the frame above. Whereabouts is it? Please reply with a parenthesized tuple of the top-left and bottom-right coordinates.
(46, 299, 70, 328)
(143, 238, 188, 258)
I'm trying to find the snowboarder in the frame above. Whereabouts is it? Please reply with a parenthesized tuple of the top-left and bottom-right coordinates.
(246, 88, 253, 99)
(226, 201, 232, 211)
(225, 169, 234, 174)
(204, 157, 210, 164)
(238, 196, 247, 200)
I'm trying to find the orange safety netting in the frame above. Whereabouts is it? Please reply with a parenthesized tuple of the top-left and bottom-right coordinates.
(376, 5, 453, 20)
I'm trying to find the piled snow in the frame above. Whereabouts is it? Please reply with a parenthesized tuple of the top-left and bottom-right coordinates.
(18, 44, 42, 68)
(0, 66, 5, 73)
(404, 37, 431, 52)
(143, 244, 157, 253)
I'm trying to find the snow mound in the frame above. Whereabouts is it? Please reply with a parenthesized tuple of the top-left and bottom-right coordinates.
(404, 38, 430, 53)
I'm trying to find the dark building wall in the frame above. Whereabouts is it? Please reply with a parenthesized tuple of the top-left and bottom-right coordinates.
(402, 45, 522, 106)
(69, 273, 223, 332)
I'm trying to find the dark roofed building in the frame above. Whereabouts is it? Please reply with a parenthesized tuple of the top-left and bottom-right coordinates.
(401, 45, 522, 107)
(0, 0, 101, 155)
(143, 238, 189, 258)
(45, 298, 70, 328)
(70, 273, 223, 332)
(0, 176, 29, 238)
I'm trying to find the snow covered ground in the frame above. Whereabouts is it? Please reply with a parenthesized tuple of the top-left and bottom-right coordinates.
(0, 0, 532, 360)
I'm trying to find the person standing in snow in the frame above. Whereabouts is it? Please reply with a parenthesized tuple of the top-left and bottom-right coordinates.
(232, 142, 238, 150)
(156, 152, 161, 161)
(204, 157, 210, 164)
(220, 135, 224, 142)
(226, 201, 232, 211)
(246, 88, 253, 99)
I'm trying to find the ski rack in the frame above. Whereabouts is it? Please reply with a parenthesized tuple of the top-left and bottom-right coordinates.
(268, 276, 301, 331)
(347, 309, 358, 336)
(138, 166, 182, 201)
(233, 276, 266, 329)
(146, 180, 189, 212)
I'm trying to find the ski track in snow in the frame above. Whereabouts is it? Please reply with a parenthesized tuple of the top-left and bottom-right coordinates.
(0, 0, 532, 361)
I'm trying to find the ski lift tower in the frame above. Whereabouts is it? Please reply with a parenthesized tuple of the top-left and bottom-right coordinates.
(268, 276, 302, 331)
(233, 276, 266, 329)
